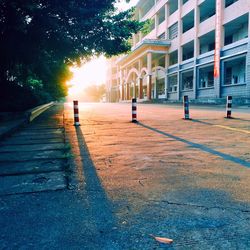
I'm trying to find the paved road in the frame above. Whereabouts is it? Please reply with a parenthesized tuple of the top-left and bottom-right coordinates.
(0, 102, 249, 249)
(64, 102, 250, 249)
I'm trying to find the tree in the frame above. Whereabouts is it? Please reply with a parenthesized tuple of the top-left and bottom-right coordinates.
(0, 0, 142, 111)
(84, 84, 106, 102)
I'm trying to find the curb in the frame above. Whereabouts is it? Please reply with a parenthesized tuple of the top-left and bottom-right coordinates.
(26, 102, 54, 122)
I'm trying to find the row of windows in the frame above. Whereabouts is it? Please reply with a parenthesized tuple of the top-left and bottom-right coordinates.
(123, 55, 246, 96)
(147, 0, 240, 37)
(120, 56, 245, 98)
(166, 13, 248, 65)
(167, 56, 246, 92)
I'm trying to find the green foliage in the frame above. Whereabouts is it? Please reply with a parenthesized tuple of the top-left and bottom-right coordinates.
(0, 0, 142, 111)
(141, 19, 155, 36)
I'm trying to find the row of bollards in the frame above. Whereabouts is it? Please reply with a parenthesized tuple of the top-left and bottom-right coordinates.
(182, 95, 233, 120)
(129, 95, 233, 123)
(71, 96, 233, 125)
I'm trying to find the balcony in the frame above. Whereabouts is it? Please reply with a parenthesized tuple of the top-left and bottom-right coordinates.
(224, 13, 248, 47)
(199, 30, 215, 55)
(199, 0, 215, 23)
(182, 10, 194, 34)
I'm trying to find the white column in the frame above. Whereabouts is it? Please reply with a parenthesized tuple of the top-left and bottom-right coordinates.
(147, 52, 152, 100)
(165, 53, 169, 99)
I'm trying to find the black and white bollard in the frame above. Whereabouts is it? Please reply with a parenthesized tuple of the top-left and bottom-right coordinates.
(226, 96, 232, 119)
(132, 98, 137, 123)
(73, 100, 80, 126)
(183, 95, 190, 120)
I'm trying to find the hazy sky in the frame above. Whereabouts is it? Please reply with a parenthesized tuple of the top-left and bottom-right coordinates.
(115, 0, 139, 11)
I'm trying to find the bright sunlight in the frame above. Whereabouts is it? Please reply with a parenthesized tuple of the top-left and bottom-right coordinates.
(67, 56, 107, 100)
(67, 0, 138, 101)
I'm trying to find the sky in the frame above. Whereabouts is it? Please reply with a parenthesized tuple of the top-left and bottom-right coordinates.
(67, 56, 107, 96)
(115, 0, 139, 11)
(67, 0, 139, 98)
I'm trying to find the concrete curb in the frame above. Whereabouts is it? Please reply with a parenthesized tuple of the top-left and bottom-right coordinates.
(26, 102, 54, 122)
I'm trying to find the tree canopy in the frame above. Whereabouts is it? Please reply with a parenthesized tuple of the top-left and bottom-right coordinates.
(0, 0, 141, 111)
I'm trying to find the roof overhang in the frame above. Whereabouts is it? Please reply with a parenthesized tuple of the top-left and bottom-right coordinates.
(117, 39, 171, 67)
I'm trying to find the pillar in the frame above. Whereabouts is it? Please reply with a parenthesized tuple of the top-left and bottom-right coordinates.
(126, 83, 130, 100)
(139, 78, 143, 99)
(147, 52, 152, 100)
(121, 83, 124, 101)
(165, 53, 169, 99)
(147, 75, 152, 100)
(133, 81, 137, 98)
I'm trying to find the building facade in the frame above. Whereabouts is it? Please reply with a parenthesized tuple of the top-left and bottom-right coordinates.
(106, 0, 250, 103)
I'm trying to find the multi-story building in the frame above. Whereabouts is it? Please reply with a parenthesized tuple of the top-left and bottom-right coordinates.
(106, 0, 250, 103)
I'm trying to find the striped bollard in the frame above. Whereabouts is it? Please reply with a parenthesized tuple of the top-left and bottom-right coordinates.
(226, 96, 232, 119)
(183, 95, 190, 120)
(73, 100, 80, 126)
(132, 98, 137, 123)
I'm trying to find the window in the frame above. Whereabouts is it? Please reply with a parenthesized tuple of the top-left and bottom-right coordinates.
(198, 65, 214, 88)
(224, 14, 249, 46)
(158, 7, 165, 25)
(223, 56, 246, 85)
(141, 0, 155, 18)
(168, 22, 178, 40)
(225, 0, 238, 8)
(158, 32, 165, 40)
(169, 50, 178, 66)
(199, 30, 215, 54)
(158, 56, 165, 67)
(199, 0, 216, 23)
(182, 10, 194, 33)
(224, 35, 233, 45)
(157, 78, 165, 95)
(169, 0, 178, 15)
(168, 74, 178, 92)
(181, 71, 193, 90)
(182, 41, 194, 61)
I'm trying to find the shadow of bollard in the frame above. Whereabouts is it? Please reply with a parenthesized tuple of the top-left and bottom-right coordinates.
(136, 122, 250, 169)
(74, 126, 121, 249)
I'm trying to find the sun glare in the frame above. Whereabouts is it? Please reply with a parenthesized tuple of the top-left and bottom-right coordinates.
(67, 56, 107, 99)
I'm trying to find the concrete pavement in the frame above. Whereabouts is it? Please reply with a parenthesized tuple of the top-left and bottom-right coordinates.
(64, 102, 250, 249)
(0, 102, 250, 249)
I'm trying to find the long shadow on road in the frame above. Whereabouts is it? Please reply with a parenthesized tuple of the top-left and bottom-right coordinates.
(136, 122, 250, 169)
(74, 127, 121, 249)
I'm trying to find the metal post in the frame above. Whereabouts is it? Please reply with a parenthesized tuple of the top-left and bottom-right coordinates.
(73, 100, 80, 126)
(226, 96, 232, 118)
(183, 95, 190, 120)
(132, 98, 137, 123)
